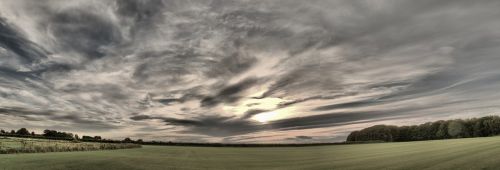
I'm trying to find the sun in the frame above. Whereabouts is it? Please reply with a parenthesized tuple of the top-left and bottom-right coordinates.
(253, 111, 278, 123)
(251, 106, 296, 123)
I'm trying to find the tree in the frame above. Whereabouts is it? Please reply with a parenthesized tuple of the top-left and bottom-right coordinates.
(136, 139, 144, 143)
(123, 137, 133, 143)
(472, 120, 482, 137)
(43, 129, 74, 138)
(346, 116, 500, 142)
(346, 131, 358, 141)
(16, 128, 30, 135)
(461, 120, 474, 138)
(10, 130, 15, 134)
(0, 129, 5, 134)
(94, 136, 102, 140)
(486, 116, 500, 135)
(448, 120, 465, 138)
(397, 126, 410, 141)
(82, 136, 94, 141)
(429, 122, 442, 140)
(31, 131, 36, 136)
(43, 129, 57, 137)
(436, 121, 449, 139)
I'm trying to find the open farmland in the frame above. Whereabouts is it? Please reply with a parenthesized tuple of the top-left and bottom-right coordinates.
(0, 137, 140, 154)
(2, 136, 500, 170)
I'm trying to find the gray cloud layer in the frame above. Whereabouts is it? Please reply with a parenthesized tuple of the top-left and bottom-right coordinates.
(2, 0, 500, 143)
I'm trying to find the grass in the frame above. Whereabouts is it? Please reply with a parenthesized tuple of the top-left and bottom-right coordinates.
(2, 136, 500, 170)
(0, 137, 140, 154)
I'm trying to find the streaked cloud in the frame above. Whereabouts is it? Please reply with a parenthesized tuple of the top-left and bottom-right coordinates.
(1, 0, 500, 143)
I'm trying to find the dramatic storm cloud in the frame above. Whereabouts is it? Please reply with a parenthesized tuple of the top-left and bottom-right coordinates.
(1, 0, 500, 143)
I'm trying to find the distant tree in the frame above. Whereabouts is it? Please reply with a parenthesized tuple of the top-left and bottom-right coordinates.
(475, 118, 484, 136)
(409, 125, 421, 141)
(461, 120, 474, 138)
(474, 120, 485, 137)
(123, 137, 133, 143)
(74, 134, 80, 140)
(43, 129, 74, 139)
(448, 120, 465, 138)
(483, 116, 500, 135)
(136, 139, 144, 143)
(82, 136, 94, 141)
(31, 131, 36, 136)
(16, 128, 30, 135)
(0, 129, 5, 134)
(10, 130, 15, 134)
(43, 129, 56, 137)
(397, 126, 410, 141)
(346, 116, 500, 142)
(346, 131, 358, 141)
(428, 122, 442, 140)
(436, 121, 449, 139)
(94, 136, 102, 140)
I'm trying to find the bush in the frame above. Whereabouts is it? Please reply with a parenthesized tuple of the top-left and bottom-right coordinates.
(0, 137, 141, 154)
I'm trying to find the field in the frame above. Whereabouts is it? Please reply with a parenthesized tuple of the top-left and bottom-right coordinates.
(2, 136, 500, 170)
(0, 137, 140, 154)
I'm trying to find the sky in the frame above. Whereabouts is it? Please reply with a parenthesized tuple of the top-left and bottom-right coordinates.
(1, 0, 500, 143)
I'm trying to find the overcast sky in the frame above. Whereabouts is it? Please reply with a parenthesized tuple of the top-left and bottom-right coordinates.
(1, 0, 500, 143)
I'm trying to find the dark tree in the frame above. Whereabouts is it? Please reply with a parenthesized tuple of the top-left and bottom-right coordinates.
(43, 129, 57, 137)
(0, 129, 5, 133)
(346, 116, 500, 142)
(94, 136, 102, 140)
(16, 128, 30, 135)
(123, 137, 133, 143)
(435, 121, 449, 139)
(82, 136, 95, 141)
(448, 120, 465, 138)
(43, 129, 74, 139)
(473, 120, 484, 137)
(346, 131, 358, 141)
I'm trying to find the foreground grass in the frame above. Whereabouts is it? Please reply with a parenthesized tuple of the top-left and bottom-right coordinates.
(0, 137, 140, 154)
(2, 136, 500, 170)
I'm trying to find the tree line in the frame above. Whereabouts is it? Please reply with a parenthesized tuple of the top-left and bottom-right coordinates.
(347, 115, 500, 142)
(0, 128, 347, 147)
(0, 127, 355, 147)
(0, 128, 140, 143)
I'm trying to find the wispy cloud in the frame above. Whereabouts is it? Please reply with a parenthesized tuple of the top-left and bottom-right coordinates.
(1, 0, 500, 142)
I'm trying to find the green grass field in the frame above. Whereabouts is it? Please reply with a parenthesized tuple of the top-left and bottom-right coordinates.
(2, 136, 500, 170)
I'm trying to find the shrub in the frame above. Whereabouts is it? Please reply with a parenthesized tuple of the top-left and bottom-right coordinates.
(0, 137, 141, 154)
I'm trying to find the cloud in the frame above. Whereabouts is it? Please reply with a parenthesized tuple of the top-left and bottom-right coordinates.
(200, 78, 260, 107)
(295, 136, 312, 140)
(241, 109, 270, 119)
(312, 99, 379, 112)
(131, 114, 262, 137)
(2, 0, 500, 142)
(48, 9, 123, 59)
(0, 107, 118, 131)
(0, 17, 47, 71)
